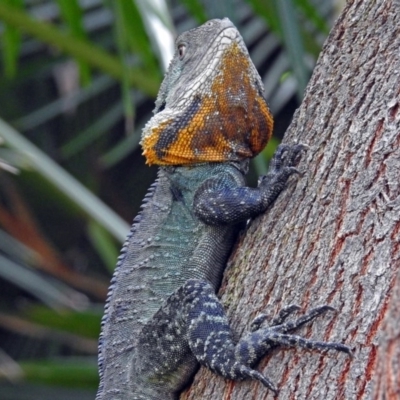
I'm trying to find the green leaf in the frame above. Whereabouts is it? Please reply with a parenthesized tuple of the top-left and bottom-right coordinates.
(114, 0, 158, 73)
(245, 0, 281, 37)
(87, 221, 119, 273)
(294, 0, 329, 34)
(0, 2, 160, 96)
(246, 0, 328, 79)
(0, 383, 96, 400)
(20, 360, 98, 389)
(180, 0, 208, 23)
(114, 1, 135, 132)
(56, 0, 91, 85)
(0, 117, 130, 242)
(0, 253, 83, 310)
(1, 0, 23, 77)
(25, 306, 102, 339)
(273, 0, 308, 100)
(133, 0, 175, 71)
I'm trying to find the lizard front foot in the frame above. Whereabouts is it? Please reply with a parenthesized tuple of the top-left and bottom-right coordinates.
(257, 143, 308, 209)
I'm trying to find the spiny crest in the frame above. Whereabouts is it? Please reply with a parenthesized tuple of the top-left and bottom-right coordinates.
(141, 18, 273, 166)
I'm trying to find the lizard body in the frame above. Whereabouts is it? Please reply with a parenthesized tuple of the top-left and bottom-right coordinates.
(97, 18, 350, 400)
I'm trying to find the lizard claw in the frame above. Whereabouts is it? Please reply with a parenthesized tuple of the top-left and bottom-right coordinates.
(251, 304, 302, 331)
(250, 313, 269, 332)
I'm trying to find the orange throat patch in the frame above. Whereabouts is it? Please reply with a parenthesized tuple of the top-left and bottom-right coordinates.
(141, 42, 273, 166)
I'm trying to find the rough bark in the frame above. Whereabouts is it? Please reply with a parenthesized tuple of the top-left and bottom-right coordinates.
(182, 1, 400, 399)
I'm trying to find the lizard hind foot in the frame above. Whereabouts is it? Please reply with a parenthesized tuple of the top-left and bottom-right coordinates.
(271, 305, 352, 357)
(235, 304, 352, 383)
(247, 304, 352, 359)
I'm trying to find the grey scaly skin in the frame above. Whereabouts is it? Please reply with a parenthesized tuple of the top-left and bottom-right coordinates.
(96, 18, 351, 400)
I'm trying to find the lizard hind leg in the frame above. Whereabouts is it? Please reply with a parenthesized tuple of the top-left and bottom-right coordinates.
(182, 279, 351, 393)
(182, 279, 279, 392)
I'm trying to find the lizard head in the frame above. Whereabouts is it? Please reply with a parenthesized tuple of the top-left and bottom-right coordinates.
(141, 18, 273, 166)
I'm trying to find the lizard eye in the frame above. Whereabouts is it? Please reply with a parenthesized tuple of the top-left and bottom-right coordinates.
(178, 44, 186, 59)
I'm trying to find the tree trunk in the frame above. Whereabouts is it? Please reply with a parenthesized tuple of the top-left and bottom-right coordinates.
(182, 1, 400, 399)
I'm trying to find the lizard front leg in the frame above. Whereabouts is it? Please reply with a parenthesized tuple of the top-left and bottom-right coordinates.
(193, 144, 306, 225)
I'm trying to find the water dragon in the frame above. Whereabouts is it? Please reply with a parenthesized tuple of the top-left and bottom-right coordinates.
(96, 18, 350, 400)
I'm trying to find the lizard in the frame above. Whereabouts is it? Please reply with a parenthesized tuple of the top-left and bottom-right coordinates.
(96, 18, 351, 400)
